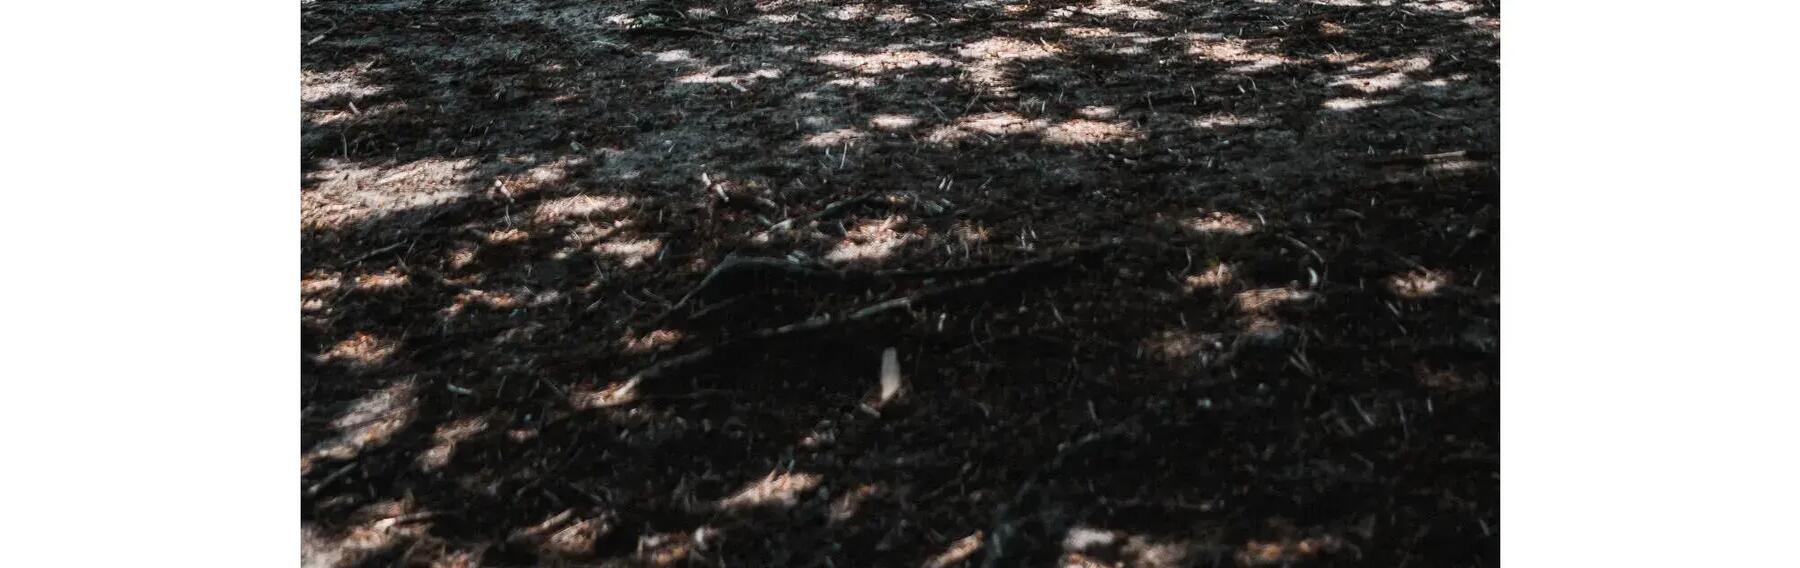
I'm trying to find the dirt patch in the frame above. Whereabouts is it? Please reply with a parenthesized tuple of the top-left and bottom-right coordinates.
(302, 0, 1499, 565)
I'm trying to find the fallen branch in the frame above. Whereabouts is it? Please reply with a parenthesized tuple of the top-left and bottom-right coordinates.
(595, 243, 1119, 406)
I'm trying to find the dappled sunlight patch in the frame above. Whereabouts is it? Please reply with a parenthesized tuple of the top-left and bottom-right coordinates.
(815, 49, 953, 74)
(1322, 97, 1393, 111)
(1350, 56, 1434, 74)
(1192, 114, 1267, 129)
(922, 531, 985, 568)
(928, 112, 1048, 143)
(751, 12, 800, 24)
(1120, 534, 1206, 568)
(303, 521, 407, 568)
(1076, 106, 1118, 119)
(308, 380, 419, 462)
(1234, 287, 1317, 312)
(1052, 0, 1165, 20)
(303, 272, 345, 296)
(302, 67, 387, 104)
(485, 227, 530, 245)
(1419, 73, 1473, 89)
(540, 517, 606, 558)
(568, 377, 643, 409)
(533, 193, 631, 224)
(1042, 119, 1143, 145)
(1410, 0, 1478, 13)
(1055, 526, 1225, 568)
(497, 156, 586, 198)
(651, 49, 694, 64)
(1427, 156, 1486, 173)
(1062, 26, 1122, 39)
(440, 289, 524, 319)
(353, 268, 409, 292)
(1183, 263, 1236, 291)
(620, 328, 684, 354)
(828, 483, 882, 523)
(1333, 71, 1411, 94)
(803, 128, 869, 147)
(447, 246, 478, 271)
(958, 37, 1058, 60)
(1063, 526, 1119, 553)
(1182, 211, 1256, 235)
(876, 6, 917, 22)
(1465, 15, 1501, 38)
(636, 531, 701, 566)
(826, 3, 870, 20)
(1387, 269, 1452, 299)
(597, 238, 663, 268)
(826, 216, 921, 263)
(1240, 315, 1289, 344)
(676, 67, 782, 87)
(826, 76, 880, 89)
(1237, 536, 1346, 566)
(718, 471, 822, 510)
(317, 332, 400, 367)
(1186, 35, 1291, 72)
(302, 158, 481, 230)
(417, 416, 489, 472)
(869, 114, 920, 130)
(1051, 524, 1238, 564)
(959, 37, 1058, 90)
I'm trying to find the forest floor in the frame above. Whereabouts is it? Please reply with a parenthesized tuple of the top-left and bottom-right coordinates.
(301, 0, 1498, 565)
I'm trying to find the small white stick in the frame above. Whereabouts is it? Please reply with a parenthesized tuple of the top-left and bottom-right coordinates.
(879, 347, 903, 403)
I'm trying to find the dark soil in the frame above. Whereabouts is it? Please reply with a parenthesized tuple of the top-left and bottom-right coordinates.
(301, 0, 1498, 565)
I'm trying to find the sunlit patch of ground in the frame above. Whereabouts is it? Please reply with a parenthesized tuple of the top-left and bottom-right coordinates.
(315, 332, 399, 367)
(620, 328, 684, 354)
(814, 49, 954, 74)
(416, 416, 489, 472)
(921, 531, 985, 568)
(826, 216, 921, 263)
(597, 237, 664, 268)
(305, 380, 418, 465)
(1183, 262, 1236, 291)
(1182, 211, 1257, 235)
(1186, 34, 1292, 72)
(1387, 269, 1452, 298)
(718, 471, 822, 510)
(1234, 287, 1316, 312)
(1042, 118, 1144, 145)
(532, 194, 632, 224)
(302, 158, 482, 230)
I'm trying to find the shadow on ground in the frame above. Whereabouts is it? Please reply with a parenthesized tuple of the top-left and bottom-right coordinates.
(301, 0, 1499, 565)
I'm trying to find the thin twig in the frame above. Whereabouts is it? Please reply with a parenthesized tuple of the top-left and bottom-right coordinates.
(305, 462, 358, 497)
(339, 241, 407, 267)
